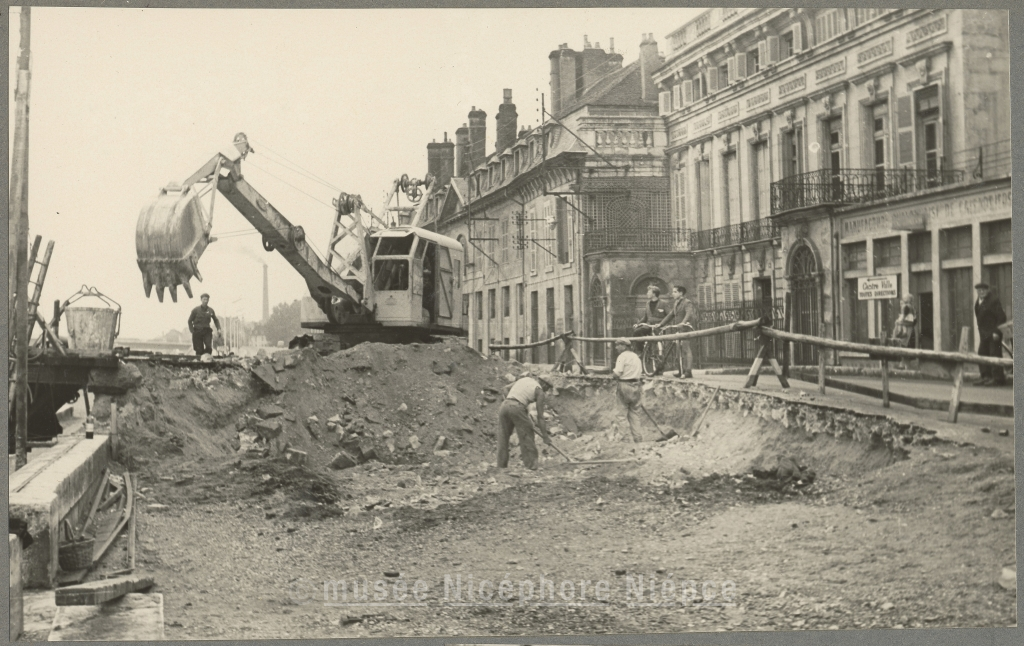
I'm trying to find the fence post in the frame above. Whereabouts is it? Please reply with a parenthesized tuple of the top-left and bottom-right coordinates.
(818, 348, 826, 395)
(947, 326, 971, 423)
(782, 293, 792, 379)
(880, 331, 890, 408)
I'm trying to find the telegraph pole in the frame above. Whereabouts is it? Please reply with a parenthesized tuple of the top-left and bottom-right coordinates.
(10, 7, 32, 468)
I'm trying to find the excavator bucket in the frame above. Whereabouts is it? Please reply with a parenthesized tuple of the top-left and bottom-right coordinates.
(135, 184, 213, 303)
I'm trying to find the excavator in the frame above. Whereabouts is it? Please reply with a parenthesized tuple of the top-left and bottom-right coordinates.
(135, 133, 465, 345)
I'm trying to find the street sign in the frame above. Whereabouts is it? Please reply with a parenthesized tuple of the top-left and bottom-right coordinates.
(857, 275, 898, 300)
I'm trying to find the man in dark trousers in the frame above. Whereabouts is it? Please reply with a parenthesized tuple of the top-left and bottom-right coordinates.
(655, 285, 696, 378)
(633, 285, 667, 355)
(188, 293, 222, 357)
(497, 375, 553, 470)
(974, 283, 1007, 386)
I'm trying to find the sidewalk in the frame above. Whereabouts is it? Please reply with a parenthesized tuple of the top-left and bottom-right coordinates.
(649, 371, 1015, 454)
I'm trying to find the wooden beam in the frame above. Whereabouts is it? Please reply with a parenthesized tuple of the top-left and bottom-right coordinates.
(743, 345, 766, 388)
(690, 386, 721, 438)
(948, 327, 971, 423)
(817, 349, 826, 395)
(880, 332, 890, 409)
(55, 574, 154, 606)
(761, 327, 1011, 368)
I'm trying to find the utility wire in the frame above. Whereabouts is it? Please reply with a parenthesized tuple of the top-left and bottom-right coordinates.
(250, 138, 342, 193)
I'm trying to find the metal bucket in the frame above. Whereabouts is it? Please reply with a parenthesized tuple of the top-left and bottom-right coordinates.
(65, 307, 120, 352)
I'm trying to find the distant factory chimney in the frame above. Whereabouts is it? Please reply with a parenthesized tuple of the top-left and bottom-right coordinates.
(262, 264, 269, 323)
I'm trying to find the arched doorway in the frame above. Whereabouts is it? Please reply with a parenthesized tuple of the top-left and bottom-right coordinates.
(789, 244, 820, 365)
(588, 278, 607, 365)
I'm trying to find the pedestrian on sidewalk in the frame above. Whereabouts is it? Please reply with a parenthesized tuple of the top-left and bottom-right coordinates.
(613, 339, 645, 441)
(497, 375, 553, 470)
(188, 293, 222, 357)
(892, 294, 917, 370)
(656, 285, 695, 378)
(974, 283, 1007, 386)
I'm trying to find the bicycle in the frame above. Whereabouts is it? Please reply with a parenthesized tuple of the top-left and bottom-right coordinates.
(634, 322, 692, 377)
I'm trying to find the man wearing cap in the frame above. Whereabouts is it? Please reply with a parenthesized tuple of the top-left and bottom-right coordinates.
(497, 375, 553, 470)
(613, 339, 645, 441)
(974, 282, 1007, 386)
(188, 293, 222, 357)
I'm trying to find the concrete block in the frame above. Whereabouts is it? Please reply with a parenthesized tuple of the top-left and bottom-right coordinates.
(9, 435, 110, 589)
(49, 593, 164, 641)
(10, 534, 24, 641)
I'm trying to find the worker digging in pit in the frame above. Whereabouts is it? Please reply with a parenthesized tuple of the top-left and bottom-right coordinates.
(612, 338, 645, 441)
(188, 293, 222, 357)
(498, 375, 553, 470)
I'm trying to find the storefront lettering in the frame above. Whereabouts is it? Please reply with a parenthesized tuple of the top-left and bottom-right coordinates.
(857, 38, 893, 66)
(778, 75, 806, 98)
(670, 124, 689, 143)
(815, 58, 846, 84)
(906, 15, 947, 47)
(841, 189, 1012, 239)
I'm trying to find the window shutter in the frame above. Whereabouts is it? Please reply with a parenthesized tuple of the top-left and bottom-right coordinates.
(672, 84, 682, 110)
(896, 95, 914, 166)
(758, 40, 768, 67)
(708, 67, 720, 93)
(683, 79, 694, 105)
(726, 57, 735, 86)
(767, 36, 780, 64)
(735, 53, 748, 79)
(936, 82, 947, 170)
(659, 91, 671, 115)
(791, 22, 804, 52)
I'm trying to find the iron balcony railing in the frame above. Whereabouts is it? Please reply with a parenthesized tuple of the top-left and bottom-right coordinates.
(770, 167, 966, 215)
(690, 219, 780, 252)
(583, 227, 692, 254)
(950, 140, 1012, 182)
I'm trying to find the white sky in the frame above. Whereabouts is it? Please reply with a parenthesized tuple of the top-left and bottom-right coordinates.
(8, 7, 702, 340)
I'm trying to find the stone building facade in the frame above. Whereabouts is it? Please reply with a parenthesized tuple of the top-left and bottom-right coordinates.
(421, 35, 674, 366)
(652, 8, 1010, 364)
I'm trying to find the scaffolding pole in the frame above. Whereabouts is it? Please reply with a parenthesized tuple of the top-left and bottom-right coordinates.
(9, 6, 32, 468)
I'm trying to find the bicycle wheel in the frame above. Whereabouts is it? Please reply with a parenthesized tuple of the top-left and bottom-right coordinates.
(666, 341, 684, 377)
(641, 342, 659, 376)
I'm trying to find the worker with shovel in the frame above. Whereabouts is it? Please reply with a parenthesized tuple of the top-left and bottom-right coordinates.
(612, 339, 672, 442)
(497, 375, 553, 470)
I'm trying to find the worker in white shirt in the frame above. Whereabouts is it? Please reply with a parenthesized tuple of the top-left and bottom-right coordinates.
(497, 375, 553, 470)
(612, 339, 644, 442)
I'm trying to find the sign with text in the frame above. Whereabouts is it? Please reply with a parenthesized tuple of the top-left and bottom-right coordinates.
(858, 276, 898, 300)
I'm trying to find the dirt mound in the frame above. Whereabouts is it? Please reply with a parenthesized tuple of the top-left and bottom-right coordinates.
(112, 362, 260, 472)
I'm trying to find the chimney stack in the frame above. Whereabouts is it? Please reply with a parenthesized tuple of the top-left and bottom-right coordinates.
(262, 264, 269, 323)
(454, 124, 470, 177)
(468, 106, 487, 170)
(427, 131, 455, 187)
(495, 89, 518, 154)
(639, 33, 661, 102)
(550, 41, 623, 118)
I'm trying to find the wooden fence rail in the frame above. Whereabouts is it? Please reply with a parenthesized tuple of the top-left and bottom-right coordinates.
(483, 319, 1011, 424)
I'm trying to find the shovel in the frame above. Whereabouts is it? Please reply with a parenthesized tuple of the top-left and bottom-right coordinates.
(542, 434, 574, 463)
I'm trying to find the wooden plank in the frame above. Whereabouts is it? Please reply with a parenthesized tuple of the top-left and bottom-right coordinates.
(127, 475, 137, 571)
(80, 467, 111, 538)
(743, 345, 766, 388)
(948, 326, 971, 423)
(880, 331, 890, 408)
(93, 473, 133, 562)
(690, 386, 721, 438)
(54, 575, 155, 606)
(767, 358, 790, 389)
(56, 568, 90, 587)
(817, 349, 826, 395)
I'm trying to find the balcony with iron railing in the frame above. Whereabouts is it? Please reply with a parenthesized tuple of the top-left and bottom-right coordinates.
(770, 167, 966, 215)
(950, 140, 1012, 183)
(689, 218, 780, 252)
(583, 227, 692, 254)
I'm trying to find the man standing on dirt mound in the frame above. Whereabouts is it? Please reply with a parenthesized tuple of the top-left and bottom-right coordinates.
(612, 338, 645, 441)
(188, 293, 222, 357)
(498, 375, 553, 470)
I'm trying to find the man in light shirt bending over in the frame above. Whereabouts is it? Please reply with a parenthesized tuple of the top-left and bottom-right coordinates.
(498, 375, 553, 470)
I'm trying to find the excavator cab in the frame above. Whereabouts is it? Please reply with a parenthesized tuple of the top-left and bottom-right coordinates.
(369, 227, 462, 334)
